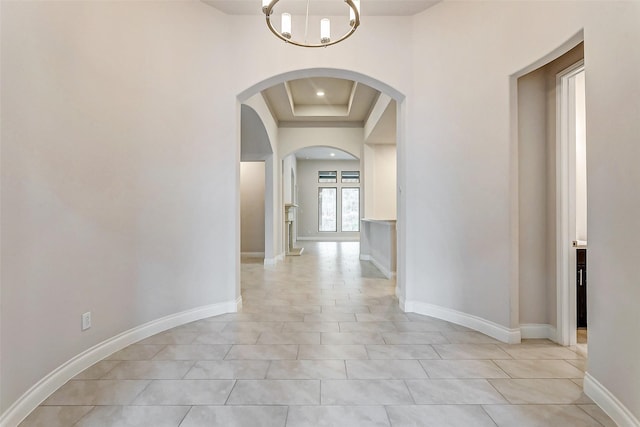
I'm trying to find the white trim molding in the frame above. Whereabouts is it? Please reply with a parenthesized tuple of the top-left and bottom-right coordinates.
(555, 60, 585, 347)
(241, 252, 265, 258)
(397, 291, 406, 310)
(360, 255, 396, 280)
(296, 236, 359, 242)
(0, 299, 240, 427)
(404, 301, 521, 344)
(368, 256, 395, 279)
(584, 373, 640, 427)
(520, 323, 557, 341)
(263, 252, 285, 266)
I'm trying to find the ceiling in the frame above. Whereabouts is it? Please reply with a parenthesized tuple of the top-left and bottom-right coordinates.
(262, 77, 379, 125)
(224, 1, 413, 158)
(295, 146, 357, 160)
(259, 76, 396, 160)
(203, 0, 440, 16)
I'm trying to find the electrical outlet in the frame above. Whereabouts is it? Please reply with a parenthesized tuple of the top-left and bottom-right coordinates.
(81, 312, 92, 331)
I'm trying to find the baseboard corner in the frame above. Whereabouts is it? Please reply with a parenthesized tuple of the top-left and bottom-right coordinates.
(520, 323, 557, 341)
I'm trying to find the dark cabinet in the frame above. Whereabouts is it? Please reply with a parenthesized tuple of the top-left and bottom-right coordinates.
(577, 248, 587, 328)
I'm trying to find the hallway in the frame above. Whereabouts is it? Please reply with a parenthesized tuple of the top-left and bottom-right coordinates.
(21, 242, 613, 426)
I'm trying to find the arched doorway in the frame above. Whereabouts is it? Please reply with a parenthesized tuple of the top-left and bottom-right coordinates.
(237, 68, 407, 307)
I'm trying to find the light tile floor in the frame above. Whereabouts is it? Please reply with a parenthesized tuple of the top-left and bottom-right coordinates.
(20, 242, 615, 426)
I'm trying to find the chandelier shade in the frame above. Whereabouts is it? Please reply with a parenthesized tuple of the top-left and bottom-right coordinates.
(261, 0, 361, 48)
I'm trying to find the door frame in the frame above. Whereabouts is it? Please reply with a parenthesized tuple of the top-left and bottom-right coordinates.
(556, 60, 585, 347)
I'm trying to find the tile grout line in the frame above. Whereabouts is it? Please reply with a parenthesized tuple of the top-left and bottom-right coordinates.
(223, 379, 238, 405)
(177, 405, 194, 426)
(479, 404, 500, 427)
(70, 405, 98, 426)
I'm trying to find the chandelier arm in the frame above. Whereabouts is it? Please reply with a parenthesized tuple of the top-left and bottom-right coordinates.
(263, 0, 360, 48)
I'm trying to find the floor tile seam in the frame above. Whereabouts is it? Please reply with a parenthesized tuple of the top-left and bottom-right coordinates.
(283, 405, 291, 427)
(127, 378, 155, 406)
(94, 360, 123, 380)
(487, 359, 511, 378)
(492, 359, 585, 380)
(68, 405, 98, 427)
(223, 380, 238, 405)
(569, 404, 609, 426)
(176, 405, 194, 427)
(481, 403, 588, 406)
(129, 400, 238, 408)
(95, 378, 237, 384)
(484, 377, 512, 405)
(183, 333, 198, 345)
(179, 360, 197, 380)
(416, 359, 431, 378)
(381, 405, 394, 426)
(401, 379, 418, 405)
(145, 344, 169, 360)
(478, 404, 500, 426)
(62, 378, 153, 384)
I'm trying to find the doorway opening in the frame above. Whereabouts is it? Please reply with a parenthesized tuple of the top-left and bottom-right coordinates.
(238, 68, 406, 304)
(515, 38, 585, 348)
(557, 62, 587, 352)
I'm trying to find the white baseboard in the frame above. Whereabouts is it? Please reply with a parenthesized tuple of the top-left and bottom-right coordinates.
(369, 256, 396, 279)
(404, 301, 521, 344)
(397, 290, 405, 309)
(263, 253, 285, 266)
(360, 254, 395, 279)
(297, 236, 359, 242)
(0, 298, 240, 427)
(241, 252, 264, 258)
(584, 372, 640, 427)
(520, 323, 557, 341)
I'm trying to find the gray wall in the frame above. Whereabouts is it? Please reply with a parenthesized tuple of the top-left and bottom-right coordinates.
(240, 162, 265, 254)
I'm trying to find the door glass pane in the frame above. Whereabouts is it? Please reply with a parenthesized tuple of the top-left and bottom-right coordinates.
(318, 188, 337, 232)
(341, 188, 360, 232)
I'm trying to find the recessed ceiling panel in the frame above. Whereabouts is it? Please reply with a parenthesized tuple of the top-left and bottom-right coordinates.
(262, 77, 383, 124)
(262, 84, 294, 121)
(289, 77, 353, 106)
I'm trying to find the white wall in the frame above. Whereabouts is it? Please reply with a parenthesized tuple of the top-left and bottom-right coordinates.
(517, 67, 548, 326)
(363, 144, 396, 220)
(282, 154, 297, 205)
(240, 162, 266, 254)
(242, 95, 282, 264)
(279, 127, 364, 160)
(296, 159, 360, 240)
(410, 1, 640, 420)
(580, 4, 640, 420)
(1, 0, 237, 415)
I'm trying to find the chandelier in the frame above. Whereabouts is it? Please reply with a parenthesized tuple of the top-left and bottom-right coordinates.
(261, 0, 361, 48)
